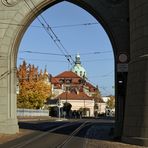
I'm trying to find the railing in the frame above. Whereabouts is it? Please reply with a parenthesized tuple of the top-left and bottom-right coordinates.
(17, 108, 49, 116)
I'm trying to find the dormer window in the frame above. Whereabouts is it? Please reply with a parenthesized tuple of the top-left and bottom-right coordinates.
(59, 79, 64, 84)
(66, 79, 72, 84)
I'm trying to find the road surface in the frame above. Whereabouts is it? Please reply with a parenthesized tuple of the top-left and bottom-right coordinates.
(0, 118, 114, 148)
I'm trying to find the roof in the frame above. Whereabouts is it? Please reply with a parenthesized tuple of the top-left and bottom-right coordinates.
(85, 81, 96, 90)
(55, 71, 80, 78)
(56, 91, 93, 101)
(51, 71, 98, 93)
(51, 77, 59, 84)
(51, 71, 82, 85)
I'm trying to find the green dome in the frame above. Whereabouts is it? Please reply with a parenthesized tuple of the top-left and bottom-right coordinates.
(71, 54, 87, 79)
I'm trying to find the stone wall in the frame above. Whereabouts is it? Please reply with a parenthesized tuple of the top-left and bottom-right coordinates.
(122, 0, 148, 146)
(0, 0, 129, 138)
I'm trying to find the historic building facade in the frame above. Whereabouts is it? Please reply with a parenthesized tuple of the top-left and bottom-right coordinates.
(49, 54, 104, 117)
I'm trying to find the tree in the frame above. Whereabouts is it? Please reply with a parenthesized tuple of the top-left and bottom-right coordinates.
(78, 107, 90, 117)
(63, 102, 72, 117)
(91, 86, 102, 103)
(17, 61, 52, 109)
(106, 95, 115, 109)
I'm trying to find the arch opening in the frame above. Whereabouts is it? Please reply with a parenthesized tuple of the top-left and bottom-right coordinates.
(15, 0, 114, 131)
(0, 0, 129, 140)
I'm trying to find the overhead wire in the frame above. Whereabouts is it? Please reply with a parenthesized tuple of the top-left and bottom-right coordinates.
(19, 50, 112, 57)
(19, 57, 67, 63)
(19, 50, 113, 65)
(0, 1, 114, 95)
(20, 51, 64, 56)
(22, 0, 113, 67)
(30, 0, 75, 64)
(89, 71, 113, 78)
(23, 0, 74, 65)
(52, 22, 98, 28)
(83, 59, 113, 62)
(18, 57, 112, 63)
(99, 87, 113, 95)
(22, 0, 114, 95)
(0, 22, 98, 28)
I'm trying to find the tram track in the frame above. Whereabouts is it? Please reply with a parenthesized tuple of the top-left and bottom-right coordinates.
(1, 121, 78, 148)
(3, 121, 91, 148)
(56, 121, 90, 148)
(0, 119, 115, 148)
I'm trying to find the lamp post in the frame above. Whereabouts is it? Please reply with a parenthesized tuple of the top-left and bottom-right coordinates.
(80, 76, 86, 117)
(66, 86, 68, 103)
(83, 96, 86, 117)
(57, 98, 61, 121)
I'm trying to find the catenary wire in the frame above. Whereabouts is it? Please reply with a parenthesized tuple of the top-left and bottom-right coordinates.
(19, 50, 112, 56)
(0, 22, 98, 28)
(23, 0, 74, 65)
(27, 0, 75, 64)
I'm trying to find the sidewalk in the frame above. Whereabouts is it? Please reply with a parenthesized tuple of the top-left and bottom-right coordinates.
(85, 124, 146, 148)
(0, 129, 33, 144)
(17, 116, 53, 121)
(0, 116, 69, 144)
(0, 128, 145, 148)
(85, 139, 146, 148)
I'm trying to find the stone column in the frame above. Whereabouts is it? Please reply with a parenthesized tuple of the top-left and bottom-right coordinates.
(0, 55, 19, 134)
(122, 0, 148, 146)
(0, 1, 20, 134)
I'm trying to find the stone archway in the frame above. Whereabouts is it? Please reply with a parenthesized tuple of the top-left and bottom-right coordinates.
(0, 0, 148, 146)
(0, 0, 129, 134)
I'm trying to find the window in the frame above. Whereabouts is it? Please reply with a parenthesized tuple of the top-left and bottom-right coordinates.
(80, 71, 82, 76)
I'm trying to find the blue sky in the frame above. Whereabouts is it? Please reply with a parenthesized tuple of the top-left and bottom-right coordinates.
(17, 1, 114, 96)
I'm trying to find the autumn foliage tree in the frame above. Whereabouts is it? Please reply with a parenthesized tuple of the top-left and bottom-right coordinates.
(106, 95, 115, 109)
(17, 61, 52, 109)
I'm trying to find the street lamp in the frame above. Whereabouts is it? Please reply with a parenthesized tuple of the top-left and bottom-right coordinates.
(57, 98, 63, 121)
(83, 96, 86, 117)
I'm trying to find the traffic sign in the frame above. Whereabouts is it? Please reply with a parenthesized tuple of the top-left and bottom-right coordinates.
(117, 63, 128, 72)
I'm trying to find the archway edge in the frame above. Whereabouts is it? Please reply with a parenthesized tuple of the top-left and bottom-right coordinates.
(0, 0, 129, 135)
(12, 0, 118, 60)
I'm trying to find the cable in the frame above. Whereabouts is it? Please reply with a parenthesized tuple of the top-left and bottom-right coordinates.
(29, 0, 75, 64)
(19, 50, 112, 56)
(99, 87, 113, 95)
(83, 58, 113, 62)
(23, 0, 74, 65)
(77, 51, 112, 55)
(19, 58, 67, 63)
(18, 56, 113, 63)
(0, 22, 98, 28)
(20, 51, 64, 56)
(89, 71, 113, 78)
(52, 22, 98, 28)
